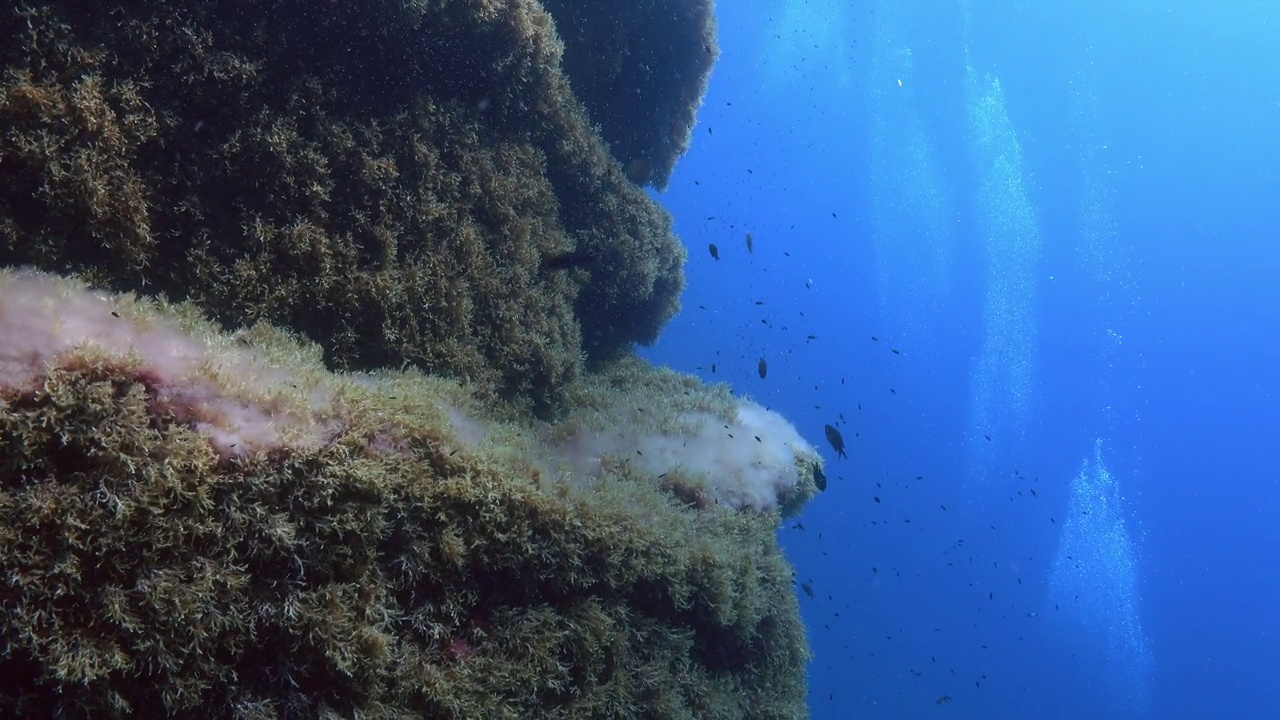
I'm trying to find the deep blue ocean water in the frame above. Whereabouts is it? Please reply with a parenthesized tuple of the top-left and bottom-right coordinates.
(641, 1, 1279, 717)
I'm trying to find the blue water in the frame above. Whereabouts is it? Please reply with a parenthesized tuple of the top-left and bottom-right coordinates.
(641, 1, 1280, 717)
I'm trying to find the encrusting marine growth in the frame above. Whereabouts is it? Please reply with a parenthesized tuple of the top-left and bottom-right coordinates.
(0, 0, 713, 415)
(0, 270, 818, 717)
(0, 0, 820, 717)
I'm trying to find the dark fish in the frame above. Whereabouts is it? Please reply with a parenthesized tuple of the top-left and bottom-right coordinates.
(708, 243, 720, 260)
(746, 231, 754, 254)
(891, 348, 900, 354)
(936, 694, 952, 705)
(710, 363, 717, 373)
(813, 464, 827, 491)
(800, 581, 814, 598)
(757, 357, 768, 379)
(824, 424, 846, 458)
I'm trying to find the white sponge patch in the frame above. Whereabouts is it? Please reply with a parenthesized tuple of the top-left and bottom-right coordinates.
(560, 400, 816, 513)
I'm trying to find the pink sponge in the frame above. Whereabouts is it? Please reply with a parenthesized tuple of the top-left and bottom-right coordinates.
(0, 270, 342, 460)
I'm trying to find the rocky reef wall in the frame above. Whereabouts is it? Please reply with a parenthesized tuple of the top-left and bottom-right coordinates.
(0, 271, 813, 718)
(0, 0, 703, 415)
(0, 1, 816, 717)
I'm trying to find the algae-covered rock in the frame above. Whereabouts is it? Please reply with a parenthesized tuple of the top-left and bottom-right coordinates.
(0, 0, 701, 415)
(542, 0, 718, 189)
(0, 272, 812, 718)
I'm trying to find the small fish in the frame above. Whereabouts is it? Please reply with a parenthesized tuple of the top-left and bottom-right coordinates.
(708, 243, 720, 260)
(936, 694, 952, 705)
(891, 348, 900, 355)
(813, 464, 827, 491)
(710, 363, 717, 373)
(823, 424, 846, 458)
(800, 581, 815, 598)
(746, 231, 754, 254)
(758, 357, 768, 379)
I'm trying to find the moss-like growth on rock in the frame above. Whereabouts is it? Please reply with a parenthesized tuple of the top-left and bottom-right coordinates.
(0, 273, 811, 718)
(541, 0, 718, 188)
(0, 0, 694, 415)
(552, 356, 822, 515)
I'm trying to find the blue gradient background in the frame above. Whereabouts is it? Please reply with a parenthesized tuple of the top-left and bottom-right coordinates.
(641, 1, 1279, 717)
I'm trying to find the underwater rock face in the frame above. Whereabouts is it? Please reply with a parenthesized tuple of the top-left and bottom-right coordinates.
(0, 271, 813, 718)
(540, 0, 718, 189)
(0, 270, 344, 460)
(0, 0, 700, 415)
(552, 357, 821, 515)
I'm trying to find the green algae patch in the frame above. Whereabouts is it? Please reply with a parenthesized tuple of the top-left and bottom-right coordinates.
(0, 274, 810, 718)
(0, 0, 700, 415)
(541, 0, 718, 189)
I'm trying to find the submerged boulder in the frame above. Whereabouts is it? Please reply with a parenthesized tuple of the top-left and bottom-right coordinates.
(0, 0, 707, 415)
(0, 271, 813, 718)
